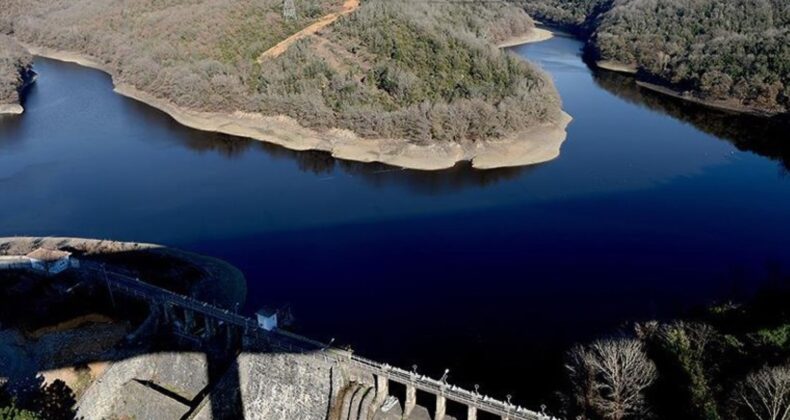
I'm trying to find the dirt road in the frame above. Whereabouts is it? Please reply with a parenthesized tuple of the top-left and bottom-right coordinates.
(257, 0, 360, 62)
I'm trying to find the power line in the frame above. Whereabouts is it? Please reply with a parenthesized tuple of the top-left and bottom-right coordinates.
(283, 0, 296, 20)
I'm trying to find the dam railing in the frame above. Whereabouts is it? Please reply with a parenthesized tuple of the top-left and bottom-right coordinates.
(271, 331, 555, 420)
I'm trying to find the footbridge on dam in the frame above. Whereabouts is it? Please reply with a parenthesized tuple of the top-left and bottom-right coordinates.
(87, 264, 557, 420)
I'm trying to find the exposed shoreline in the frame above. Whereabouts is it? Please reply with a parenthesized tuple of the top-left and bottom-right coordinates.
(635, 81, 780, 117)
(498, 27, 554, 48)
(595, 60, 637, 75)
(0, 103, 24, 115)
(592, 57, 784, 117)
(21, 41, 571, 171)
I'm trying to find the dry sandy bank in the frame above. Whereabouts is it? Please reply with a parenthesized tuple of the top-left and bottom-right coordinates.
(22, 43, 571, 170)
(596, 59, 783, 116)
(472, 111, 572, 169)
(498, 27, 554, 48)
(257, 0, 360, 62)
(596, 60, 638, 74)
(636, 81, 780, 117)
(0, 103, 23, 115)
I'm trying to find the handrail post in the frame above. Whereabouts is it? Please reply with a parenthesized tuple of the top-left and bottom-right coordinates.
(435, 386, 446, 420)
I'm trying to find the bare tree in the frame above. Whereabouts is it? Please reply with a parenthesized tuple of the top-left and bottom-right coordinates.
(566, 338, 657, 420)
(735, 364, 790, 420)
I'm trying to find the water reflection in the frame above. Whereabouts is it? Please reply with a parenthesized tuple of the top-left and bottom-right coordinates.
(0, 82, 36, 150)
(591, 69, 790, 171)
(0, 114, 24, 150)
(98, 83, 532, 192)
(339, 160, 533, 194)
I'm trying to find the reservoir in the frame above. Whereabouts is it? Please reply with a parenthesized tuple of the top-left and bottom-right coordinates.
(1, 32, 789, 406)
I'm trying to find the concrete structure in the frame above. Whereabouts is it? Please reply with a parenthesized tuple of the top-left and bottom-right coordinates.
(0, 248, 78, 274)
(0, 256, 33, 271)
(89, 265, 558, 420)
(77, 353, 209, 419)
(25, 248, 75, 274)
(255, 307, 278, 331)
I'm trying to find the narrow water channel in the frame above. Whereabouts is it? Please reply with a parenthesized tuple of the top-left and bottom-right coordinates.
(1, 31, 789, 406)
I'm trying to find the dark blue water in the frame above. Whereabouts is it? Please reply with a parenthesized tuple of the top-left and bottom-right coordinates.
(2, 33, 789, 406)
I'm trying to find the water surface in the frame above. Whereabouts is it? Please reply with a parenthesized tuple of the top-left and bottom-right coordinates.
(1, 32, 789, 407)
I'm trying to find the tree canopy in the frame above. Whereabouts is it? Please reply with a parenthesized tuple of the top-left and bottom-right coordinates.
(520, 0, 790, 114)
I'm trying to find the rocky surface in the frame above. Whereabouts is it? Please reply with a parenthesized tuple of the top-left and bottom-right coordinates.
(116, 380, 192, 419)
(77, 352, 210, 418)
(193, 351, 353, 419)
(0, 319, 128, 397)
(373, 396, 403, 420)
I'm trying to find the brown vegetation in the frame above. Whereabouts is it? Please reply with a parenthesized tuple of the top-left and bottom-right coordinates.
(734, 363, 790, 420)
(566, 338, 657, 420)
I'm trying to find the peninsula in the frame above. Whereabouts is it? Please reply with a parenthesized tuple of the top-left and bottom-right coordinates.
(1, 0, 570, 170)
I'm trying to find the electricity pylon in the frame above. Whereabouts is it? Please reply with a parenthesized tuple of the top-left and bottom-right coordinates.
(283, 0, 296, 20)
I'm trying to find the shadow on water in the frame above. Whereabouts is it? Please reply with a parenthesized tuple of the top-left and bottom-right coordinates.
(591, 70, 790, 171)
(2, 252, 524, 420)
(0, 57, 531, 194)
(0, 83, 38, 149)
(114, 81, 533, 194)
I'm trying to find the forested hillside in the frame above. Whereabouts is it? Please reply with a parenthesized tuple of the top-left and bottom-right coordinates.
(521, 0, 608, 32)
(519, 0, 790, 115)
(0, 0, 562, 145)
(247, 0, 561, 143)
(0, 34, 33, 110)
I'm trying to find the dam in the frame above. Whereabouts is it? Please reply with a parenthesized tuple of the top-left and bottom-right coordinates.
(0, 238, 555, 420)
(93, 263, 556, 420)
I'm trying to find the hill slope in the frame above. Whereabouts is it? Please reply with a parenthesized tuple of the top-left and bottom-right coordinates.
(1, 0, 568, 169)
(521, 0, 790, 115)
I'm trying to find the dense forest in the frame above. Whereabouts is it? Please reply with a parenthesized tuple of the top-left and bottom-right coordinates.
(520, 0, 609, 32)
(557, 284, 790, 420)
(0, 34, 33, 108)
(0, 0, 562, 144)
(519, 0, 790, 115)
